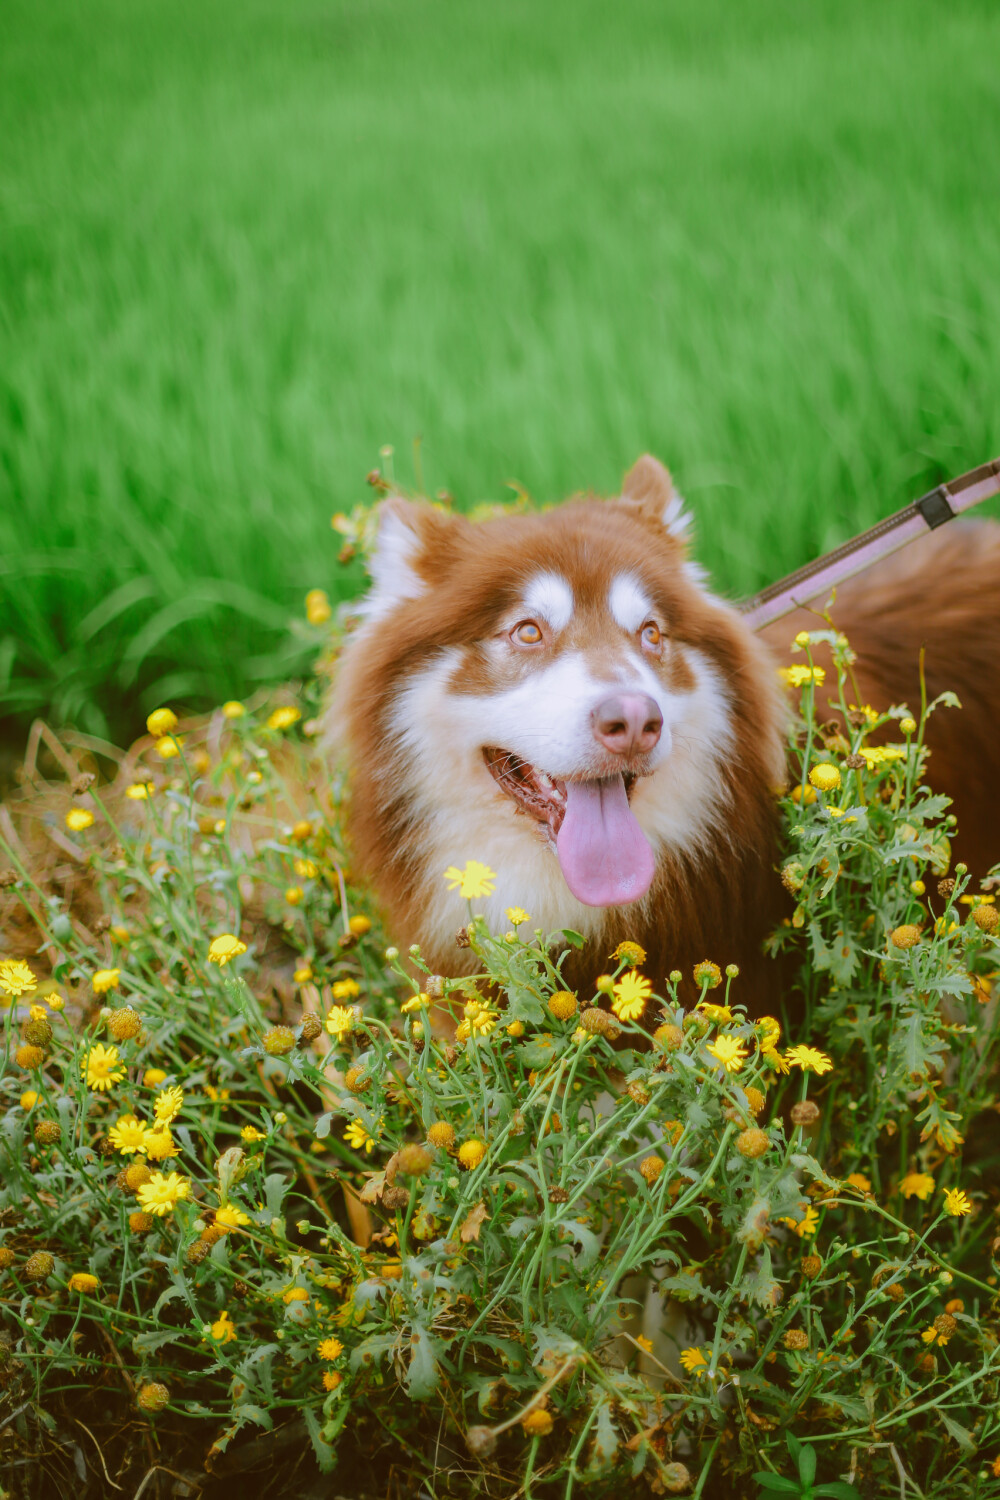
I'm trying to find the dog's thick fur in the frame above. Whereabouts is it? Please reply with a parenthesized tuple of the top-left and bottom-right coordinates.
(330, 457, 1000, 1012)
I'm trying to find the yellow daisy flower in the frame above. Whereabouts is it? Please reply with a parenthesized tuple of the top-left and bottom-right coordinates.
(207, 934, 247, 966)
(705, 1034, 748, 1073)
(82, 1043, 126, 1092)
(153, 1085, 184, 1125)
(943, 1188, 972, 1217)
(679, 1346, 710, 1377)
(443, 860, 497, 899)
(267, 706, 301, 731)
(0, 960, 38, 1000)
(784, 1045, 833, 1075)
(317, 1336, 344, 1361)
(611, 970, 652, 1022)
(209, 1311, 237, 1343)
(331, 979, 360, 1000)
(325, 1006, 356, 1040)
(108, 1115, 149, 1155)
(505, 907, 531, 926)
(344, 1119, 377, 1154)
(899, 1172, 935, 1201)
(65, 808, 95, 832)
(215, 1204, 251, 1231)
(136, 1170, 190, 1217)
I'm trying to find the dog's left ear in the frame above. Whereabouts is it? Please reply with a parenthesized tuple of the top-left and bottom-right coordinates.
(620, 454, 692, 542)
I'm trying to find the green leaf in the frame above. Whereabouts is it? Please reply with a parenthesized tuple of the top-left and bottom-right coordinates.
(560, 929, 586, 949)
(304, 1406, 338, 1474)
(752, 1474, 802, 1494)
(406, 1321, 444, 1401)
(939, 1411, 976, 1453)
(814, 1485, 860, 1498)
(585, 1397, 619, 1475)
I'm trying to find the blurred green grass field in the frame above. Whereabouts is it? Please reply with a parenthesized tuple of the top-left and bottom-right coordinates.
(2, 0, 999, 746)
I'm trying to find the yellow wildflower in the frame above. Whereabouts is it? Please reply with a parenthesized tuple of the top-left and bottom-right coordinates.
(784, 1045, 833, 1075)
(305, 588, 332, 625)
(779, 665, 826, 688)
(285, 885, 304, 905)
(82, 1043, 126, 1092)
(0, 960, 38, 1000)
(267, 706, 301, 731)
(344, 1119, 376, 1154)
(679, 1346, 710, 1377)
(92, 968, 121, 995)
(505, 907, 531, 926)
(209, 1311, 237, 1343)
(780, 1205, 820, 1238)
(899, 1172, 935, 1201)
(348, 914, 372, 936)
(215, 1205, 251, 1231)
(318, 1336, 344, 1361)
(146, 708, 178, 737)
(68, 1273, 100, 1294)
(144, 1068, 168, 1087)
(20, 1091, 39, 1110)
(698, 1001, 733, 1024)
(207, 934, 247, 966)
(241, 1125, 266, 1143)
(458, 1139, 487, 1170)
(322, 1370, 342, 1391)
(844, 1173, 871, 1193)
(613, 940, 647, 965)
(154, 735, 183, 758)
(125, 782, 154, 800)
(548, 991, 578, 1021)
(921, 1324, 949, 1347)
(136, 1171, 190, 1217)
(108, 1115, 149, 1155)
(611, 970, 653, 1022)
(143, 1127, 176, 1161)
(808, 764, 841, 793)
(443, 860, 497, 899)
(153, 1085, 184, 1125)
(222, 700, 245, 719)
(294, 857, 319, 879)
(705, 1034, 748, 1073)
(325, 1006, 356, 1040)
(692, 960, 722, 990)
(65, 808, 95, 832)
(293, 965, 314, 983)
(522, 1408, 553, 1436)
(943, 1188, 972, 1217)
(331, 979, 360, 1001)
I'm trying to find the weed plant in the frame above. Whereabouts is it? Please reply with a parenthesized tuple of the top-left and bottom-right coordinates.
(1, 603, 999, 1497)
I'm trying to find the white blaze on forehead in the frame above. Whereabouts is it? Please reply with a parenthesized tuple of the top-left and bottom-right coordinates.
(608, 574, 654, 634)
(520, 572, 574, 632)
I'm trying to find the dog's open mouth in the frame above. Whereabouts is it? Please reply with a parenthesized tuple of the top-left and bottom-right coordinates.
(483, 747, 654, 908)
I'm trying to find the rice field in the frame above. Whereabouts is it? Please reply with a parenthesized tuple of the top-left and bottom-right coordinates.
(2, 0, 999, 744)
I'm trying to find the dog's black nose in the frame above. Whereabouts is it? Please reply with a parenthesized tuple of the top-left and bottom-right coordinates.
(592, 694, 662, 756)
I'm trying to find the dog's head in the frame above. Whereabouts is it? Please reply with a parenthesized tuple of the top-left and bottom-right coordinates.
(333, 456, 785, 947)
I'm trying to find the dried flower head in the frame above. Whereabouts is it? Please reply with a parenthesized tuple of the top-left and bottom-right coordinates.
(790, 1100, 820, 1127)
(23, 1252, 54, 1282)
(137, 1381, 170, 1412)
(428, 1122, 455, 1151)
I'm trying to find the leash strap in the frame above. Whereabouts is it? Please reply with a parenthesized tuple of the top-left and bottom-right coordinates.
(740, 457, 1000, 631)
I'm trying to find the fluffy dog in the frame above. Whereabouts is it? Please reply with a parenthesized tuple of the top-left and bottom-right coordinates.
(329, 456, 1000, 1011)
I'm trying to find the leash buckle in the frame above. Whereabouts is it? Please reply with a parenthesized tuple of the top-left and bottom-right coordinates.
(914, 485, 955, 530)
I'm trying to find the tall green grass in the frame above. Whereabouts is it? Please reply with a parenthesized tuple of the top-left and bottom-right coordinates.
(2, 0, 999, 743)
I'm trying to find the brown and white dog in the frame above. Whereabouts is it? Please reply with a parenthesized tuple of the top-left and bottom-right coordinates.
(329, 456, 1000, 1012)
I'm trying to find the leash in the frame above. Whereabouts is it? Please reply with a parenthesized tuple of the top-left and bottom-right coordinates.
(740, 457, 1000, 631)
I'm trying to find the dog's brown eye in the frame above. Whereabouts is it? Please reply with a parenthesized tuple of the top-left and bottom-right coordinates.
(512, 621, 543, 645)
(641, 622, 662, 650)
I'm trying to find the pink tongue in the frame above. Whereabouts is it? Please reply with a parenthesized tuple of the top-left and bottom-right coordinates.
(555, 775, 655, 907)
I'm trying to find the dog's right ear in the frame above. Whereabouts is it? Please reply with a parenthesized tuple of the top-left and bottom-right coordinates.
(360, 497, 467, 621)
